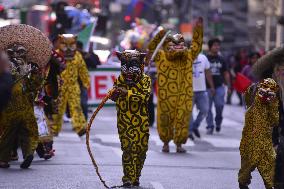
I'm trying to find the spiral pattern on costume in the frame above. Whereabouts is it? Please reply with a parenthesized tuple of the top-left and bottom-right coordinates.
(115, 74, 151, 183)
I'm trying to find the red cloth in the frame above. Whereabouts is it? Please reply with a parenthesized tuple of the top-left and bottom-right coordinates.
(233, 73, 252, 93)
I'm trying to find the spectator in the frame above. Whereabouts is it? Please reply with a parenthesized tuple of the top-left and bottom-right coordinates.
(206, 38, 231, 135)
(50, 2, 72, 39)
(77, 41, 101, 70)
(227, 49, 248, 106)
(189, 53, 214, 140)
(76, 41, 95, 120)
(241, 52, 261, 83)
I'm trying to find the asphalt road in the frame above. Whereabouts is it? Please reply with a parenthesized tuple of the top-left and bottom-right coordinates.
(0, 101, 266, 189)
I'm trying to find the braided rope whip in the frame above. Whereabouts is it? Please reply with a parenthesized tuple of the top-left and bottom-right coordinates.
(86, 88, 123, 189)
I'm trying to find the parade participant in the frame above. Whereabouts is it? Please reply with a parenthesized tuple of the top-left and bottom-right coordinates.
(52, 34, 90, 137)
(0, 24, 52, 169)
(35, 50, 66, 160)
(111, 50, 151, 187)
(147, 17, 203, 153)
(241, 52, 261, 83)
(238, 78, 279, 189)
(252, 47, 284, 188)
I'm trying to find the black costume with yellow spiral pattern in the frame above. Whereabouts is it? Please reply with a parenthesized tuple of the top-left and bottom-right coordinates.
(114, 74, 151, 184)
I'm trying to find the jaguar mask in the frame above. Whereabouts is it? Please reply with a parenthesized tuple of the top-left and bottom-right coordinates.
(257, 78, 278, 103)
(116, 50, 146, 85)
(6, 43, 32, 77)
(58, 34, 77, 60)
(163, 33, 187, 61)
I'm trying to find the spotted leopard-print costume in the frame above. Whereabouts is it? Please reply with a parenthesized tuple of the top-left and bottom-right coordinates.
(114, 74, 151, 184)
(0, 73, 44, 162)
(147, 26, 203, 145)
(238, 83, 279, 189)
(52, 51, 90, 135)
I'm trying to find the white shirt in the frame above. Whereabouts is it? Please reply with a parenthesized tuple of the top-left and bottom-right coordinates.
(192, 54, 210, 92)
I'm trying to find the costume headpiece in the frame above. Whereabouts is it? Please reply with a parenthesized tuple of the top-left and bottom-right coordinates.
(0, 24, 52, 68)
(116, 50, 146, 84)
(58, 34, 77, 60)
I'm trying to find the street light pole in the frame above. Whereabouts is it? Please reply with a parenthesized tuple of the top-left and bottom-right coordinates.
(264, 0, 276, 51)
(265, 15, 271, 51)
(276, 0, 283, 47)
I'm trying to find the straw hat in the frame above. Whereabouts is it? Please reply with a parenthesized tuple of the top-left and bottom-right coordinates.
(0, 24, 52, 67)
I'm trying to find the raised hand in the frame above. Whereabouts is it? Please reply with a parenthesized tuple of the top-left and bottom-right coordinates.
(193, 17, 203, 28)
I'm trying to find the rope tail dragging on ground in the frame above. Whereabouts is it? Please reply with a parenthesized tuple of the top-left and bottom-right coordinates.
(86, 88, 118, 189)
(86, 50, 151, 188)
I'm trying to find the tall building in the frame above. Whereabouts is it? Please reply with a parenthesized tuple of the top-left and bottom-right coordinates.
(191, 0, 249, 54)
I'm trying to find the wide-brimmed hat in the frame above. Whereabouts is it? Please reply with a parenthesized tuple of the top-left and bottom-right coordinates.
(0, 24, 52, 67)
(252, 47, 284, 80)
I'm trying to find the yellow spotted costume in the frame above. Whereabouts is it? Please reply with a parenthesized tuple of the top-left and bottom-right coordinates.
(0, 79, 42, 162)
(52, 51, 90, 135)
(0, 24, 52, 168)
(148, 26, 203, 145)
(114, 74, 151, 184)
(238, 79, 279, 189)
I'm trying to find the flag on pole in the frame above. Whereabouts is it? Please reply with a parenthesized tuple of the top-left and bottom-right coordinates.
(77, 21, 96, 51)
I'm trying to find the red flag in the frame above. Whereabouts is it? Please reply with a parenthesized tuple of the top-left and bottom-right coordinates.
(233, 73, 252, 93)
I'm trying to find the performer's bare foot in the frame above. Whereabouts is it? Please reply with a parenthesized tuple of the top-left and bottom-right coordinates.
(162, 143, 169, 153)
(0, 161, 10, 168)
(176, 144, 186, 153)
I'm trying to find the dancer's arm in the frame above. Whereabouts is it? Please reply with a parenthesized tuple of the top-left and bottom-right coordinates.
(146, 29, 167, 63)
(127, 76, 151, 101)
(187, 17, 203, 61)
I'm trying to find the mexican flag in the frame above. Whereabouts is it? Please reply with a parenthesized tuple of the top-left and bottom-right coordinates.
(77, 21, 96, 51)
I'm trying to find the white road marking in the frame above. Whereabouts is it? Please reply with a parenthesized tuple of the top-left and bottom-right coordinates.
(95, 134, 120, 143)
(95, 134, 195, 147)
(54, 132, 81, 142)
(202, 137, 240, 148)
(150, 135, 195, 147)
(150, 181, 165, 189)
(95, 116, 117, 122)
(110, 147, 123, 157)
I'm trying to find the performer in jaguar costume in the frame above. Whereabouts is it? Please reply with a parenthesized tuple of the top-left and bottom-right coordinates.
(52, 34, 90, 137)
(110, 50, 151, 187)
(252, 47, 284, 189)
(238, 78, 279, 189)
(35, 50, 66, 160)
(0, 24, 52, 169)
(147, 17, 203, 153)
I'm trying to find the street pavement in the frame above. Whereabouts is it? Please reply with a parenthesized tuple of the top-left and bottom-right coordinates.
(0, 98, 266, 189)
